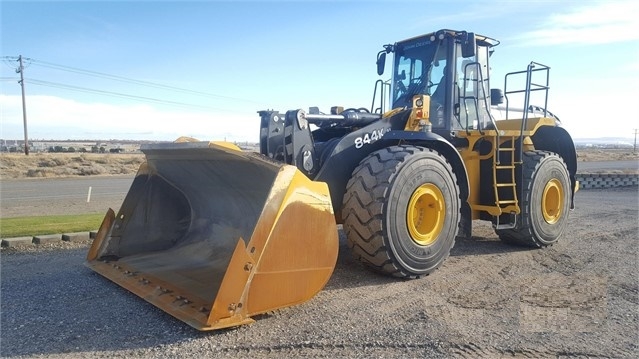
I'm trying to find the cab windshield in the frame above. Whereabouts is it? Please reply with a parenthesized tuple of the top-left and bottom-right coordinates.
(392, 37, 448, 109)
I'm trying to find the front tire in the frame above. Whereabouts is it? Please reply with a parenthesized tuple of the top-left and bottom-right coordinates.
(496, 150, 571, 247)
(342, 145, 461, 278)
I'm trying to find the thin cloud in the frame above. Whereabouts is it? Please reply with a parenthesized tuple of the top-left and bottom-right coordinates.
(0, 95, 259, 142)
(513, 1, 639, 46)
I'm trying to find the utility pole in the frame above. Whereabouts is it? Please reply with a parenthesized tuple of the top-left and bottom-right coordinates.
(17, 55, 29, 155)
(633, 129, 638, 154)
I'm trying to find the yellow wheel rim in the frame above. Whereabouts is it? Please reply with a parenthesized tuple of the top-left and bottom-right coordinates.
(407, 184, 445, 246)
(542, 178, 563, 224)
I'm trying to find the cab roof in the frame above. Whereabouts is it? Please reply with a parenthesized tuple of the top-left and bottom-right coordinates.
(398, 29, 500, 48)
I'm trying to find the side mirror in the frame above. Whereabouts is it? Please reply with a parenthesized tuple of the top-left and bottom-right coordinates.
(461, 32, 476, 58)
(376, 52, 386, 76)
(490, 88, 504, 105)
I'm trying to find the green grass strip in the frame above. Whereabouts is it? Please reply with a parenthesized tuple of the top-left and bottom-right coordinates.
(0, 213, 104, 238)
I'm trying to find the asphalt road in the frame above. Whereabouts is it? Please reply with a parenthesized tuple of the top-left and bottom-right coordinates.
(577, 159, 638, 172)
(1, 160, 636, 219)
(1, 187, 637, 358)
(0, 175, 134, 218)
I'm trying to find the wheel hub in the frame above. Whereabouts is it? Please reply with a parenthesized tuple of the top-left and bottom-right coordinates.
(542, 178, 563, 224)
(407, 183, 445, 246)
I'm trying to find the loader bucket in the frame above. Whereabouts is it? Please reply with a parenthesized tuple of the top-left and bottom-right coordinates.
(86, 142, 339, 331)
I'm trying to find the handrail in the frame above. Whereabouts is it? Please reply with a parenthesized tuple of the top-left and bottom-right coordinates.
(503, 61, 551, 205)
(371, 79, 391, 114)
(459, 61, 493, 137)
(503, 62, 550, 120)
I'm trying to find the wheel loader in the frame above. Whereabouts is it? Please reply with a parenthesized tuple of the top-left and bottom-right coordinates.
(87, 29, 577, 331)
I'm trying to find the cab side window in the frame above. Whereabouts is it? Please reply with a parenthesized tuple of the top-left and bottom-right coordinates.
(453, 44, 491, 130)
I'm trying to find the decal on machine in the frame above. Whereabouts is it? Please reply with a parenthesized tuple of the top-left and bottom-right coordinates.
(354, 127, 390, 149)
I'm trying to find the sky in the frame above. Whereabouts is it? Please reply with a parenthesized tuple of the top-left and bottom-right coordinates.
(1, 0, 638, 142)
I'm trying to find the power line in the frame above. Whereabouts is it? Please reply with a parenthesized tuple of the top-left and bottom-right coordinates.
(3, 56, 266, 105)
(35, 60, 216, 96)
(2, 56, 32, 70)
(2, 58, 19, 70)
(25, 78, 251, 113)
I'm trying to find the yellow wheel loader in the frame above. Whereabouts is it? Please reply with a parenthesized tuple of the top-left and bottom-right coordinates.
(87, 29, 577, 331)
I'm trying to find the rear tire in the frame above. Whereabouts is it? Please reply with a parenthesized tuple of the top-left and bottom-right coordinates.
(496, 150, 571, 247)
(342, 145, 460, 278)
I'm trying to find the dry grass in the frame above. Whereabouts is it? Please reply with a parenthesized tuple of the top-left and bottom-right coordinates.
(0, 149, 636, 179)
(575, 148, 638, 162)
(0, 152, 145, 179)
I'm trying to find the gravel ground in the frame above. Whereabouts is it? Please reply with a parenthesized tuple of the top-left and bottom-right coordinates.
(1, 187, 638, 358)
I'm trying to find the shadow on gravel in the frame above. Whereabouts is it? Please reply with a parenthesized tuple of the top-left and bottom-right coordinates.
(323, 243, 397, 292)
(321, 232, 400, 292)
(323, 231, 534, 293)
(450, 236, 535, 257)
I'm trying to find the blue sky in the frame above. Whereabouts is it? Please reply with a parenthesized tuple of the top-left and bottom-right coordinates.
(1, 0, 638, 142)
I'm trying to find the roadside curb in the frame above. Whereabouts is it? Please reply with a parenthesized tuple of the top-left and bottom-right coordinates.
(575, 173, 638, 189)
(1, 230, 98, 249)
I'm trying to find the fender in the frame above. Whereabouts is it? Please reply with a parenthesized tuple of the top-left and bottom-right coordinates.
(531, 125, 578, 208)
(313, 121, 395, 218)
(382, 130, 472, 238)
(381, 130, 469, 199)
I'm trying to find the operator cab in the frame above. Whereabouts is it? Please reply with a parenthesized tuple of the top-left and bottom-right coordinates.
(378, 30, 500, 139)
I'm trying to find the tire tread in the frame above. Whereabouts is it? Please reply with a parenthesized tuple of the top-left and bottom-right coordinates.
(496, 150, 569, 247)
(342, 145, 459, 278)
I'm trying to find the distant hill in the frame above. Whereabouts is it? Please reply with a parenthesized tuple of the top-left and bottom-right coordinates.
(574, 137, 635, 149)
